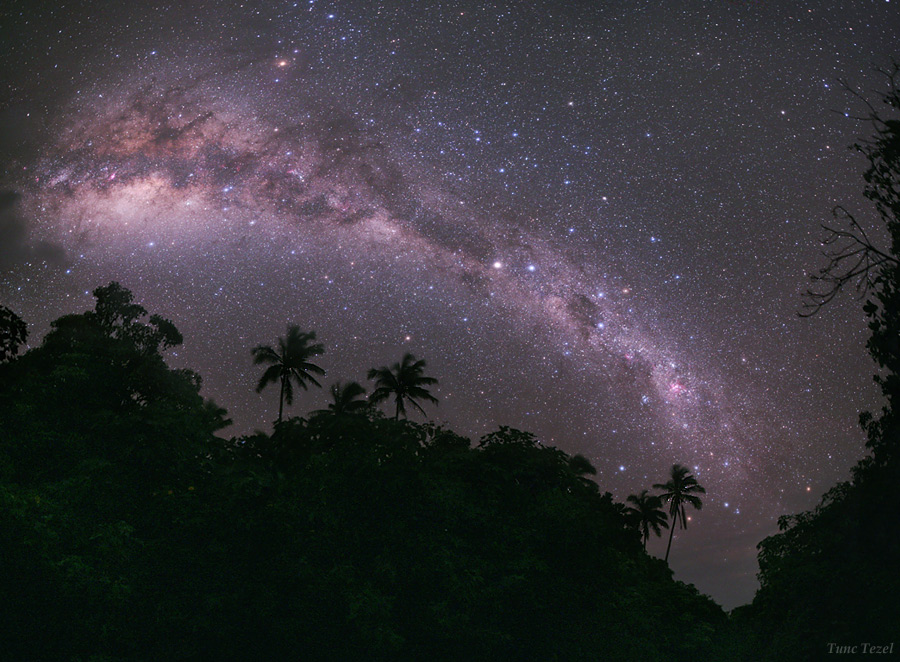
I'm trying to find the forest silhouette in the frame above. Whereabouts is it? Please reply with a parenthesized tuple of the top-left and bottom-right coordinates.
(0, 284, 726, 660)
(1, 74, 899, 660)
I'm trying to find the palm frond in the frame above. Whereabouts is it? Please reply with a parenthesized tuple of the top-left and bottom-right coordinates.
(407, 385, 439, 404)
(407, 397, 427, 417)
(369, 386, 393, 405)
(251, 345, 280, 365)
(684, 495, 703, 509)
(256, 364, 282, 392)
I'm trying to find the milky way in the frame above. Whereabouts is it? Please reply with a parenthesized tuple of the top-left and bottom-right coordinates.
(3, 0, 898, 608)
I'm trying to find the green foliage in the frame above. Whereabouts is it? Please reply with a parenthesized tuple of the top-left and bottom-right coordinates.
(0, 289, 728, 660)
(0, 284, 228, 483)
(0, 304, 27, 362)
(740, 457, 900, 660)
(859, 81, 900, 465)
(737, 71, 900, 660)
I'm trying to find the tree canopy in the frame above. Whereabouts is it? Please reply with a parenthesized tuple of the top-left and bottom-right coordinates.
(734, 67, 900, 660)
(654, 464, 705, 563)
(368, 352, 439, 419)
(253, 325, 325, 423)
(0, 304, 27, 362)
(0, 285, 733, 661)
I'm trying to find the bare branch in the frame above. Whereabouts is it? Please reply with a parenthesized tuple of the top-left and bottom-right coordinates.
(800, 207, 899, 317)
(801, 63, 900, 317)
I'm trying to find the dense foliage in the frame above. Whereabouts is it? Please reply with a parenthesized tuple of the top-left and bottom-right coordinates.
(0, 285, 729, 661)
(5, 73, 900, 656)
(734, 72, 900, 659)
(0, 304, 27, 363)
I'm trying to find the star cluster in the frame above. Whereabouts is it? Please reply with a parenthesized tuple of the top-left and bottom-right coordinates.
(2, 0, 897, 608)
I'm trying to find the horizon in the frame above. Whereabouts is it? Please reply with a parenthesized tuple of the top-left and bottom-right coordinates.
(3, 0, 898, 611)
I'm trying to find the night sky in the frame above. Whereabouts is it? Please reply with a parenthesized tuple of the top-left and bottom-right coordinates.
(2, 0, 898, 609)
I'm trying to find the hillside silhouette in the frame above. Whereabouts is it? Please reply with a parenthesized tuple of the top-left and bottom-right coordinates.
(0, 285, 730, 660)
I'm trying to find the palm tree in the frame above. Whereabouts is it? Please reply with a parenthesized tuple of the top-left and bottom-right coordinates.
(568, 454, 597, 478)
(312, 381, 369, 417)
(567, 454, 598, 489)
(654, 464, 706, 563)
(252, 326, 325, 423)
(624, 489, 669, 550)
(367, 352, 438, 419)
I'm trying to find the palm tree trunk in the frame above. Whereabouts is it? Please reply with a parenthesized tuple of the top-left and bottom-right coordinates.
(278, 375, 285, 423)
(664, 520, 676, 563)
(395, 397, 400, 419)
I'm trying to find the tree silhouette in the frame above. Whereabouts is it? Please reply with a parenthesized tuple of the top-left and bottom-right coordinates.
(0, 283, 736, 660)
(0, 305, 27, 363)
(654, 464, 705, 563)
(624, 489, 669, 550)
(88, 282, 182, 354)
(801, 63, 900, 318)
(368, 352, 438, 419)
(743, 70, 900, 656)
(312, 380, 369, 417)
(568, 453, 598, 485)
(252, 326, 325, 423)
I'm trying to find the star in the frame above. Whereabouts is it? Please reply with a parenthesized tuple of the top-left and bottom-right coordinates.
(1, 0, 889, 613)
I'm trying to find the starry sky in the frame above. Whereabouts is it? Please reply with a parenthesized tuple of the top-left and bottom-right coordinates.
(2, 0, 898, 609)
